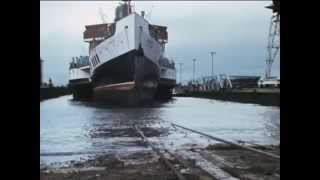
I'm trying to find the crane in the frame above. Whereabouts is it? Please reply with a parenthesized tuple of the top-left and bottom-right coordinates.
(264, 0, 280, 80)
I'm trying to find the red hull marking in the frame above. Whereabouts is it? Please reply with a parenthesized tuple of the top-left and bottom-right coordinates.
(94, 81, 135, 91)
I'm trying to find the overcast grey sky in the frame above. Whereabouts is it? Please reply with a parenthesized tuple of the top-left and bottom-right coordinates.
(40, 1, 279, 85)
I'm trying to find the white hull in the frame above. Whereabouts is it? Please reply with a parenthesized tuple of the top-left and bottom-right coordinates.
(87, 13, 164, 77)
(69, 66, 91, 81)
(82, 3, 176, 102)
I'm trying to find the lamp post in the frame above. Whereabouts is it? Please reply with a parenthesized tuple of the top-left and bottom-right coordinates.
(210, 51, 216, 77)
(178, 62, 183, 84)
(40, 57, 43, 86)
(192, 58, 196, 83)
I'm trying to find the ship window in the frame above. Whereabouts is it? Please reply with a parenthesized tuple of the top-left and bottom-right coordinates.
(93, 57, 97, 67)
(95, 56, 99, 65)
(95, 55, 100, 64)
(94, 57, 97, 66)
(90, 55, 101, 67)
(91, 57, 96, 67)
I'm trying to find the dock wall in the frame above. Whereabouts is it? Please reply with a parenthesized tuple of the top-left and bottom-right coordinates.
(175, 90, 280, 106)
(40, 87, 71, 101)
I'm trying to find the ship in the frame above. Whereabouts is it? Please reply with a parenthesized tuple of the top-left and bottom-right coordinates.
(68, 56, 93, 99)
(155, 57, 176, 99)
(83, 0, 176, 104)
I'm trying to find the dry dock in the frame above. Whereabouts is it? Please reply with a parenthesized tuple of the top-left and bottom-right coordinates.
(40, 96, 279, 180)
(41, 142, 279, 180)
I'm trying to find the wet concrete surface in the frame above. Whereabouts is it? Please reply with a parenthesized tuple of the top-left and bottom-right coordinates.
(41, 95, 280, 179)
(41, 143, 279, 180)
(89, 127, 170, 138)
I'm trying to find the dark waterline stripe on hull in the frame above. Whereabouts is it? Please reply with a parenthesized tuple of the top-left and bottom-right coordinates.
(90, 49, 160, 103)
(91, 50, 159, 87)
(159, 78, 176, 86)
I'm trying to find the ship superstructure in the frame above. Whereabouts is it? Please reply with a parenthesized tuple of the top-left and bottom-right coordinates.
(156, 57, 176, 99)
(83, 0, 175, 104)
(68, 56, 92, 99)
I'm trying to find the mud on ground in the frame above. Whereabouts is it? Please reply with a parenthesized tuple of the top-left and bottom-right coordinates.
(205, 143, 280, 180)
(41, 143, 280, 180)
(40, 150, 213, 180)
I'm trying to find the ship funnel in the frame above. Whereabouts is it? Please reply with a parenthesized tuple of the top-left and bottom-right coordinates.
(115, 0, 132, 21)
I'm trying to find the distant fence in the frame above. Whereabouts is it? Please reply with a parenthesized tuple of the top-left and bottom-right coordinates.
(40, 86, 71, 101)
(183, 75, 261, 92)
